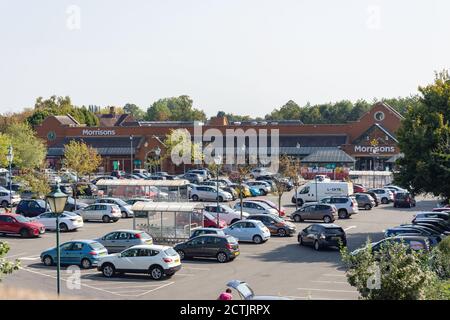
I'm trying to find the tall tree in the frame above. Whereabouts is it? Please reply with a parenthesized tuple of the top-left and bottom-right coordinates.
(395, 71, 450, 199)
(0, 133, 12, 168)
(123, 103, 145, 120)
(146, 96, 206, 121)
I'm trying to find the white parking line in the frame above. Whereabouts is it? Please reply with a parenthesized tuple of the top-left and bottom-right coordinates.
(323, 274, 346, 277)
(19, 256, 40, 261)
(344, 226, 356, 231)
(5, 252, 27, 259)
(99, 284, 165, 290)
(135, 281, 174, 297)
(297, 287, 356, 293)
(182, 266, 210, 271)
(311, 280, 349, 285)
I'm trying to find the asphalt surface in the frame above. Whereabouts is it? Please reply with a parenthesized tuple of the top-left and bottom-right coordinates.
(1, 191, 438, 300)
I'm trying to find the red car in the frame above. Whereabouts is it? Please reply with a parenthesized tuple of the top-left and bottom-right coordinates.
(353, 184, 366, 193)
(204, 212, 227, 228)
(0, 214, 45, 238)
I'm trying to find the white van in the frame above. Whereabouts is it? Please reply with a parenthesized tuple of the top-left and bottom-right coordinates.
(291, 181, 353, 206)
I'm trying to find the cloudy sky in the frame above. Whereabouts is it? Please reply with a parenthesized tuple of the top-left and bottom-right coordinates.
(0, 0, 449, 117)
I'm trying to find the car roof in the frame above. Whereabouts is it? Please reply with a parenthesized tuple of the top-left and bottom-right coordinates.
(390, 235, 429, 240)
(107, 229, 143, 234)
(127, 244, 170, 250)
(194, 227, 222, 231)
(90, 203, 118, 206)
(319, 223, 342, 228)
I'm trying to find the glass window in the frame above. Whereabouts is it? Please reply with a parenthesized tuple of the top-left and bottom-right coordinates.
(71, 242, 84, 251)
(117, 232, 129, 240)
(121, 249, 138, 257)
(104, 232, 117, 240)
(60, 242, 74, 251)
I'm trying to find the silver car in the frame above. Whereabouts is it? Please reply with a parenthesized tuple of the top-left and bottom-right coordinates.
(96, 198, 134, 218)
(189, 185, 233, 202)
(95, 230, 153, 253)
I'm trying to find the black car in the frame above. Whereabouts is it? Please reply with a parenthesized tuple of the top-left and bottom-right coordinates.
(352, 236, 431, 256)
(393, 192, 416, 208)
(174, 235, 240, 263)
(413, 218, 450, 233)
(400, 224, 445, 237)
(413, 212, 449, 223)
(298, 224, 346, 251)
(16, 199, 47, 217)
(360, 191, 379, 206)
(384, 227, 441, 246)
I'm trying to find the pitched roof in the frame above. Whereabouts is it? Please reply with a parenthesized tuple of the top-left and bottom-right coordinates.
(54, 115, 80, 126)
(97, 113, 135, 127)
(301, 148, 355, 163)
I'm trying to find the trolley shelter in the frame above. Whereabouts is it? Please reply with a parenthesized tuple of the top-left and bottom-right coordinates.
(131, 202, 204, 244)
(95, 179, 190, 201)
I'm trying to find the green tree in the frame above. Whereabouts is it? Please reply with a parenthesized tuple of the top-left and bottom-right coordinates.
(395, 71, 450, 199)
(16, 171, 51, 199)
(123, 103, 145, 120)
(0, 133, 12, 168)
(0, 241, 20, 282)
(146, 96, 206, 121)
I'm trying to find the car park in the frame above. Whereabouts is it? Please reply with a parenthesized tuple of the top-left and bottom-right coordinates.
(98, 245, 181, 280)
(393, 192, 416, 208)
(110, 170, 126, 179)
(224, 220, 271, 244)
(290, 203, 337, 223)
(249, 168, 274, 178)
(189, 185, 232, 202)
(384, 185, 407, 195)
(41, 240, 108, 269)
(233, 200, 279, 216)
(353, 193, 376, 210)
(76, 203, 122, 223)
(0, 190, 21, 208)
(174, 234, 239, 263)
(412, 218, 450, 232)
(16, 199, 48, 217)
(179, 173, 203, 184)
(189, 227, 227, 239)
(367, 188, 394, 204)
(247, 214, 296, 237)
(187, 169, 210, 180)
(243, 183, 263, 196)
(353, 184, 366, 193)
(95, 230, 153, 253)
(222, 186, 238, 200)
(298, 224, 346, 250)
(319, 196, 358, 219)
(291, 181, 353, 206)
(96, 197, 134, 218)
(91, 175, 117, 184)
(0, 214, 45, 238)
(399, 224, 446, 238)
(36, 211, 84, 232)
(75, 182, 98, 197)
(204, 203, 248, 225)
(230, 184, 251, 198)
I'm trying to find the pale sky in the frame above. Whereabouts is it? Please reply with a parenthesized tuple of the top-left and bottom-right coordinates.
(0, 0, 449, 118)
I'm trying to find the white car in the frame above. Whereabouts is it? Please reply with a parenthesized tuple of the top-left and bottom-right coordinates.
(0, 190, 21, 207)
(35, 211, 84, 232)
(250, 168, 274, 178)
(384, 185, 407, 195)
(97, 245, 182, 280)
(76, 203, 122, 223)
(203, 203, 249, 224)
(367, 188, 394, 204)
(189, 185, 233, 202)
(245, 181, 271, 195)
(233, 201, 279, 215)
(96, 197, 134, 218)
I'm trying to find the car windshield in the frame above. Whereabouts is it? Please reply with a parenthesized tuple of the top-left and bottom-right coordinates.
(15, 215, 30, 223)
(89, 242, 105, 251)
(226, 235, 237, 243)
(255, 221, 265, 228)
(203, 212, 215, 220)
(325, 227, 344, 235)
(235, 283, 254, 299)
(138, 232, 152, 239)
(36, 200, 47, 208)
(112, 198, 128, 206)
(164, 248, 178, 256)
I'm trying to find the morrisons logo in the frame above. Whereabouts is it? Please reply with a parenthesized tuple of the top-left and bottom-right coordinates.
(82, 129, 116, 136)
(354, 145, 395, 153)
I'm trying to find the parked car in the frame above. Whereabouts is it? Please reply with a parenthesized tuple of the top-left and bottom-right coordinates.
(226, 280, 291, 300)
(367, 188, 394, 204)
(95, 230, 153, 253)
(189, 227, 227, 239)
(97, 245, 181, 280)
(249, 198, 286, 217)
(247, 214, 296, 237)
(16, 199, 48, 218)
(189, 185, 232, 202)
(203, 211, 227, 228)
(125, 198, 153, 206)
(0, 190, 21, 208)
(91, 175, 117, 184)
(96, 197, 134, 218)
(384, 227, 441, 246)
(353, 184, 366, 193)
(353, 193, 376, 210)
(75, 182, 98, 197)
(319, 196, 358, 219)
(36, 211, 84, 232)
(41, 240, 108, 269)
(360, 191, 379, 206)
(352, 236, 431, 256)
(180, 173, 203, 184)
(250, 168, 274, 178)
(224, 220, 271, 244)
(204, 203, 249, 225)
(110, 170, 126, 179)
(298, 224, 346, 250)
(187, 169, 209, 180)
(290, 203, 337, 223)
(413, 212, 449, 222)
(243, 184, 262, 197)
(58, 184, 73, 196)
(233, 201, 279, 216)
(245, 181, 271, 195)
(64, 196, 88, 212)
(230, 184, 251, 198)
(393, 192, 416, 208)
(412, 218, 450, 233)
(174, 234, 240, 263)
(432, 205, 450, 212)
(0, 214, 45, 238)
(384, 185, 408, 195)
(76, 203, 122, 223)
(217, 178, 233, 187)
(222, 187, 238, 200)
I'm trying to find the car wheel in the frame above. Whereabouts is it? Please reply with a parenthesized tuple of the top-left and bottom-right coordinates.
(323, 216, 332, 223)
(293, 215, 302, 222)
(364, 204, 372, 210)
(314, 240, 320, 251)
(1, 200, 8, 208)
(338, 209, 348, 219)
(20, 228, 29, 238)
(149, 265, 164, 280)
(102, 263, 115, 278)
(393, 203, 397, 208)
(81, 258, 92, 269)
(216, 252, 228, 263)
(217, 196, 223, 202)
(278, 228, 287, 237)
(381, 197, 389, 204)
(177, 250, 186, 260)
(192, 195, 199, 202)
(121, 211, 128, 218)
(253, 235, 263, 244)
(43, 255, 53, 266)
(102, 215, 111, 223)
(59, 223, 68, 232)
(298, 236, 303, 245)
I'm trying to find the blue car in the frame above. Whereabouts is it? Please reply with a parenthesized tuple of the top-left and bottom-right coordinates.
(244, 184, 261, 197)
(40, 240, 108, 269)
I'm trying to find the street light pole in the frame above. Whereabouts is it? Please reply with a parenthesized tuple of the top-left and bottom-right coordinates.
(155, 146, 161, 174)
(214, 155, 222, 227)
(6, 145, 13, 207)
(46, 184, 68, 296)
(130, 135, 133, 173)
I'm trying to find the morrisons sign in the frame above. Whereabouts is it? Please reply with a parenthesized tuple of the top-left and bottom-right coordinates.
(354, 145, 395, 153)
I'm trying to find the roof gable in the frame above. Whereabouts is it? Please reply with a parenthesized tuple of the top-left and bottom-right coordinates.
(352, 123, 398, 144)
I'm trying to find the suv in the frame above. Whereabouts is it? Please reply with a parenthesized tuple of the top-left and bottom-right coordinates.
(187, 169, 209, 180)
(96, 198, 134, 218)
(180, 173, 203, 184)
(320, 196, 358, 219)
(0, 214, 45, 238)
(76, 203, 122, 223)
(354, 193, 376, 210)
(189, 185, 232, 202)
(16, 199, 48, 217)
(393, 192, 416, 208)
(360, 191, 379, 206)
(298, 224, 346, 250)
(174, 235, 240, 263)
(367, 188, 394, 204)
(290, 204, 337, 223)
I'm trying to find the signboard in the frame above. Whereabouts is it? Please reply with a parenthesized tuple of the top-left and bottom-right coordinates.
(325, 163, 336, 169)
(82, 129, 116, 136)
(354, 145, 395, 153)
(113, 161, 120, 170)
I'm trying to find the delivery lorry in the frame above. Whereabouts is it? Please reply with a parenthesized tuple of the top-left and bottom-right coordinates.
(291, 181, 353, 206)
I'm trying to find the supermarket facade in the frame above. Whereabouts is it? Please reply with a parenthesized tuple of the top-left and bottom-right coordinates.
(35, 102, 404, 176)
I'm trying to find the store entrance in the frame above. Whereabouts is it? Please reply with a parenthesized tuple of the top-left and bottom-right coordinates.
(355, 157, 390, 171)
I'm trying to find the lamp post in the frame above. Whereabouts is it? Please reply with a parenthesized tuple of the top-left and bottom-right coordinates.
(214, 155, 222, 227)
(130, 135, 133, 173)
(46, 184, 68, 296)
(370, 139, 379, 188)
(154, 146, 161, 173)
(6, 145, 13, 207)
